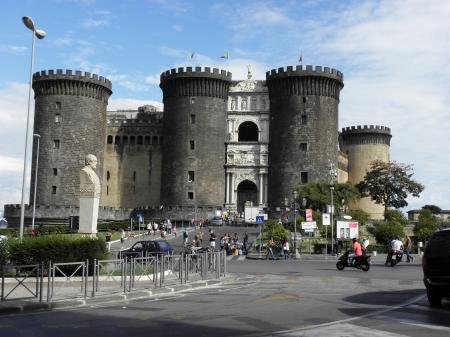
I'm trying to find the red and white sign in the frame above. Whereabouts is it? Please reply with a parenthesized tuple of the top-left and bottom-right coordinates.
(305, 209, 313, 222)
(336, 221, 359, 239)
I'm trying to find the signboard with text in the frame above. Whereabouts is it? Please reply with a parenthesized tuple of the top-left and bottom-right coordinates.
(301, 221, 317, 230)
(322, 213, 330, 226)
(306, 209, 313, 222)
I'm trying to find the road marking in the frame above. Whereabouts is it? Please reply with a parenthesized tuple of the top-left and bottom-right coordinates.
(372, 314, 450, 333)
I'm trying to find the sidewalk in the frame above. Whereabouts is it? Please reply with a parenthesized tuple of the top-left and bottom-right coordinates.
(0, 275, 234, 315)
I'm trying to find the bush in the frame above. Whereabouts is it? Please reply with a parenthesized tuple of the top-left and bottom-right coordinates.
(262, 220, 290, 249)
(414, 209, 439, 242)
(349, 210, 370, 227)
(7, 235, 108, 265)
(373, 221, 405, 245)
(367, 243, 387, 253)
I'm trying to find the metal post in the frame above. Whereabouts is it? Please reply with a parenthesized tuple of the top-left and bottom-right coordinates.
(39, 262, 43, 302)
(31, 134, 40, 231)
(123, 259, 127, 293)
(330, 185, 334, 255)
(92, 259, 97, 297)
(84, 260, 88, 298)
(1, 264, 4, 301)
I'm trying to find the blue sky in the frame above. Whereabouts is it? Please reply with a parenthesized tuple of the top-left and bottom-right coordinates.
(1, 0, 449, 215)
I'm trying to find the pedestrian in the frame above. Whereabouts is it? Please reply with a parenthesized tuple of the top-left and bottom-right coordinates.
(266, 237, 275, 260)
(105, 230, 112, 242)
(183, 230, 189, 246)
(282, 238, 290, 259)
(172, 225, 177, 236)
(404, 235, 415, 262)
(120, 228, 125, 246)
(209, 231, 217, 251)
(243, 232, 249, 254)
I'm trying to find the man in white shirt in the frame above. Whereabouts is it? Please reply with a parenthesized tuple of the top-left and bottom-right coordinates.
(385, 237, 403, 265)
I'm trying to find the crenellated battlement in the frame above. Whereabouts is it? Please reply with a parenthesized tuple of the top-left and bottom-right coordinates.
(160, 66, 231, 82)
(266, 65, 344, 100)
(341, 125, 392, 146)
(341, 125, 391, 134)
(33, 69, 112, 89)
(33, 69, 112, 102)
(266, 65, 343, 82)
(160, 67, 232, 100)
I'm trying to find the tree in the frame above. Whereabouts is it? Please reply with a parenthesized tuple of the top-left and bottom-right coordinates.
(414, 209, 439, 243)
(373, 221, 405, 245)
(349, 209, 370, 227)
(357, 160, 424, 219)
(384, 209, 409, 227)
(422, 205, 442, 214)
(262, 219, 290, 249)
(295, 182, 360, 213)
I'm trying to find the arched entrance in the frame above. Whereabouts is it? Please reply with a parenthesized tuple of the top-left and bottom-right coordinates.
(237, 180, 258, 213)
(238, 121, 259, 141)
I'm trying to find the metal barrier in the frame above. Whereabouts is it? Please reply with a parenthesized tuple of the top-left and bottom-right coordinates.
(48, 260, 88, 301)
(1, 251, 227, 303)
(1, 263, 43, 302)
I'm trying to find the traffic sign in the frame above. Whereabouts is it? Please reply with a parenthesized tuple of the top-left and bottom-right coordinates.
(256, 215, 264, 224)
(304, 228, 314, 233)
(301, 221, 317, 229)
(322, 213, 330, 226)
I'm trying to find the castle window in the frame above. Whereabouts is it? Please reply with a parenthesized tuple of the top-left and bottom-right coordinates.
(106, 171, 110, 181)
(152, 136, 158, 146)
(107, 135, 113, 144)
(300, 172, 308, 184)
(122, 136, 128, 145)
(55, 113, 61, 123)
(301, 114, 307, 125)
(190, 140, 195, 150)
(144, 136, 150, 145)
(159, 136, 163, 144)
(251, 97, 257, 110)
(106, 185, 109, 195)
(300, 142, 308, 151)
(137, 136, 143, 145)
(190, 97, 196, 104)
(133, 171, 136, 181)
(187, 191, 194, 200)
(53, 168, 58, 176)
(188, 171, 195, 182)
(55, 102, 61, 110)
(53, 140, 60, 149)
(190, 114, 196, 124)
(130, 136, 135, 145)
(302, 97, 307, 103)
(238, 121, 259, 142)
(52, 186, 57, 194)
(114, 136, 120, 145)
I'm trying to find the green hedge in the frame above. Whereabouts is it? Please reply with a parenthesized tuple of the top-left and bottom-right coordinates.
(7, 235, 108, 265)
(0, 225, 71, 238)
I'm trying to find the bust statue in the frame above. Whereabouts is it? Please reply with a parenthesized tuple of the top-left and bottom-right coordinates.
(80, 154, 101, 198)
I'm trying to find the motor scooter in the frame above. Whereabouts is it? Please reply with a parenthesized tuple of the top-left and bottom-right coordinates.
(387, 249, 403, 267)
(336, 250, 371, 271)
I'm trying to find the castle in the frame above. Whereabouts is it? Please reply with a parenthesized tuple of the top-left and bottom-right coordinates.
(4, 65, 392, 224)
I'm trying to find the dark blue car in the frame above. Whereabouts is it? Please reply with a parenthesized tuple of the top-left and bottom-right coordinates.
(118, 240, 173, 259)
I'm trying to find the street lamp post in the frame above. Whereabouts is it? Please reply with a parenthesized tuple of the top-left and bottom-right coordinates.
(31, 134, 40, 231)
(19, 16, 46, 240)
(329, 164, 337, 255)
(293, 190, 300, 258)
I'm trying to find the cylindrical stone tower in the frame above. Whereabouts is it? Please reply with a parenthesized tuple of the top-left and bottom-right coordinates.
(266, 65, 344, 207)
(159, 67, 231, 207)
(340, 125, 392, 219)
(31, 69, 112, 206)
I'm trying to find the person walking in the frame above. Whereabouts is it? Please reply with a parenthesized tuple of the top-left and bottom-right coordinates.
(120, 228, 125, 246)
(243, 232, 249, 254)
(266, 237, 276, 260)
(404, 235, 415, 262)
(183, 230, 189, 246)
(282, 238, 290, 260)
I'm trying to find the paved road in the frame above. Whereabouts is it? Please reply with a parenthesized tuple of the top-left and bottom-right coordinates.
(1, 256, 449, 337)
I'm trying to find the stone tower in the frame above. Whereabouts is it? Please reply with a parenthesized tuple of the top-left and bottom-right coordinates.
(266, 65, 344, 207)
(159, 67, 231, 207)
(31, 69, 112, 206)
(340, 125, 392, 219)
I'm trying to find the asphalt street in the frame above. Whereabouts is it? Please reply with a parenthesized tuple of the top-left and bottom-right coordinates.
(0, 250, 449, 337)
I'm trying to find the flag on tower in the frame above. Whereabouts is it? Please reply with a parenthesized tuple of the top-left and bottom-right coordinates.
(220, 51, 229, 59)
(191, 51, 196, 59)
(299, 52, 303, 64)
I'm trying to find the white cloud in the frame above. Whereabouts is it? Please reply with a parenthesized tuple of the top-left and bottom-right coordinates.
(0, 156, 23, 174)
(0, 45, 27, 54)
(144, 74, 160, 85)
(82, 18, 109, 28)
(171, 24, 183, 32)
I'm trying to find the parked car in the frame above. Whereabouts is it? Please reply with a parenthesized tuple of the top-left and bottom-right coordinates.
(422, 229, 450, 306)
(210, 216, 223, 226)
(118, 240, 173, 259)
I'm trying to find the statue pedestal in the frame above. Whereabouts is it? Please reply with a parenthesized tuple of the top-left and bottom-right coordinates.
(79, 197, 99, 234)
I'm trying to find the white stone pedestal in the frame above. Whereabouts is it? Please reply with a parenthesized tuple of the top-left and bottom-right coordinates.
(79, 197, 99, 234)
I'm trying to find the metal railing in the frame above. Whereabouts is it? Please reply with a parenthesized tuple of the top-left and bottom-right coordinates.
(1, 251, 227, 303)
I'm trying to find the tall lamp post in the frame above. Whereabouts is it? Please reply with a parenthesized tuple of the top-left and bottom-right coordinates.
(329, 163, 337, 255)
(19, 16, 46, 240)
(293, 190, 300, 258)
(31, 134, 40, 231)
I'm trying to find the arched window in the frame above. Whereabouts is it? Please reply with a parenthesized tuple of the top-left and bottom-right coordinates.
(114, 135, 120, 145)
(238, 121, 259, 142)
(107, 135, 113, 144)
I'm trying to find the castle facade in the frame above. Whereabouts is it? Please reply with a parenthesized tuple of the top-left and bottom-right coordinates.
(4, 65, 392, 223)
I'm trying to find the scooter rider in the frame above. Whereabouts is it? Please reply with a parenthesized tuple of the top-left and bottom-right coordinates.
(348, 238, 363, 265)
(385, 237, 403, 265)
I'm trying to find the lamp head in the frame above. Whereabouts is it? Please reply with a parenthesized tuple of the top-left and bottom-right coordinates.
(35, 29, 46, 39)
(22, 16, 35, 31)
(33, 134, 41, 138)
